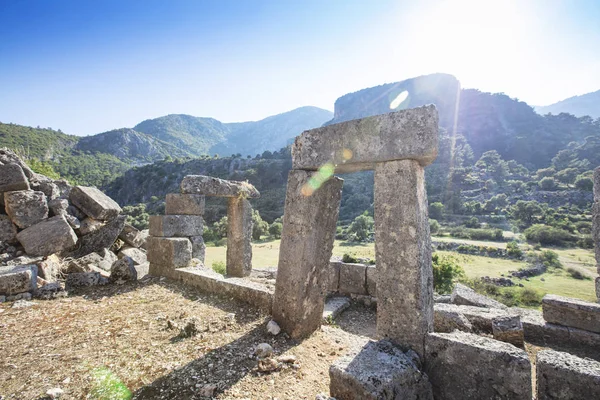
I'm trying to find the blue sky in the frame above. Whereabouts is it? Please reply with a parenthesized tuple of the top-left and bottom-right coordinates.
(1, 0, 599, 135)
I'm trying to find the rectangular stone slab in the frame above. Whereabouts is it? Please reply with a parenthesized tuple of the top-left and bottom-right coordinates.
(537, 350, 600, 400)
(0, 265, 38, 295)
(149, 215, 204, 237)
(16, 215, 78, 256)
(338, 262, 367, 296)
(226, 197, 253, 277)
(165, 193, 206, 215)
(292, 105, 438, 173)
(425, 331, 531, 400)
(146, 237, 192, 268)
(180, 175, 260, 198)
(542, 294, 600, 333)
(272, 170, 343, 339)
(375, 159, 433, 357)
(69, 186, 122, 221)
(330, 340, 433, 400)
(0, 164, 30, 192)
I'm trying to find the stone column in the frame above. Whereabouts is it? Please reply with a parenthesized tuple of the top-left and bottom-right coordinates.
(226, 197, 253, 277)
(593, 167, 600, 302)
(374, 159, 433, 357)
(272, 170, 343, 339)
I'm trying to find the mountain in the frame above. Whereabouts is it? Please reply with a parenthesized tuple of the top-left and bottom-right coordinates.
(133, 115, 229, 156)
(75, 128, 189, 161)
(0, 122, 78, 160)
(536, 90, 600, 119)
(211, 106, 333, 157)
(133, 107, 333, 157)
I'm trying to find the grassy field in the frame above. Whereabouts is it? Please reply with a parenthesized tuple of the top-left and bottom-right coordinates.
(205, 236, 598, 303)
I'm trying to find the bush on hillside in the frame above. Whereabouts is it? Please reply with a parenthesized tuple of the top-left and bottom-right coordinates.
(523, 224, 575, 246)
(432, 253, 465, 294)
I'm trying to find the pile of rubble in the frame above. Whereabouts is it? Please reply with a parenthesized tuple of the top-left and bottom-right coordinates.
(0, 148, 148, 303)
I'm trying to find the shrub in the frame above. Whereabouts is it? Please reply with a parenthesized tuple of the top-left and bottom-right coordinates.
(268, 222, 283, 239)
(524, 224, 576, 246)
(566, 267, 589, 280)
(506, 241, 523, 258)
(347, 213, 374, 242)
(449, 227, 504, 241)
(575, 175, 593, 191)
(539, 250, 562, 269)
(212, 261, 226, 275)
(342, 253, 359, 263)
(464, 216, 480, 228)
(577, 235, 594, 249)
(518, 288, 544, 307)
(432, 253, 465, 294)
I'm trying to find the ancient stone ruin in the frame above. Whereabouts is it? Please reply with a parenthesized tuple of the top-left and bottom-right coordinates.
(148, 175, 259, 279)
(0, 148, 148, 302)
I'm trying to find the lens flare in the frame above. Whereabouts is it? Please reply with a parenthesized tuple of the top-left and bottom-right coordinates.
(390, 90, 409, 110)
(301, 162, 335, 196)
(342, 148, 353, 161)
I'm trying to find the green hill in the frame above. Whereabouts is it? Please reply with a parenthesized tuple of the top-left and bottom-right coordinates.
(536, 90, 600, 119)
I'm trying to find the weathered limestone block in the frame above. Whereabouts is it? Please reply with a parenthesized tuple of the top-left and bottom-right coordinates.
(78, 217, 105, 235)
(513, 307, 546, 344)
(425, 331, 531, 400)
(66, 252, 112, 273)
(17, 215, 78, 256)
(48, 198, 69, 217)
(537, 350, 600, 400)
(0, 164, 30, 192)
(451, 283, 507, 309)
(180, 175, 260, 198)
(177, 267, 274, 311)
(66, 271, 102, 288)
(272, 170, 343, 339)
(69, 186, 122, 221)
(33, 181, 59, 200)
(0, 265, 38, 295)
(36, 254, 62, 282)
(110, 257, 137, 282)
(492, 315, 524, 347)
(165, 193, 206, 215)
(597, 277, 600, 300)
(594, 166, 600, 202)
(0, 214, 18, 243)
(226, 197, 253, 277)
(147, 237, 192, 268)
(330, 340, 433, 400)
(4, 190, 49, 228)
(323, 296, 350, 322)
(434, 305, 473, 333)
(35, 282, 66, 300)
(149, 215, 204, 237)
(190, 235, 205, 262)
(542, 294, 600, 333)
(118, 223, 146, 248)
(338, 262, 367, 295)
(69, 215, 126, 258)
(328, 261, 341, 293)
(292, 105, 438, 173)
(374, 159, 433, 357)
(365, 265, 376, 296)
(118, 247, 146, 265)
(434, 303, 512, 334)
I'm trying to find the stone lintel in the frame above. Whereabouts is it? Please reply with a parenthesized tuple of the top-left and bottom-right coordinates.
(292, 105, 438, 172)
(180, 175, 260, 198)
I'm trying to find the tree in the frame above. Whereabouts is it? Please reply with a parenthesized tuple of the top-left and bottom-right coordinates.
(509, 200, 543, 227)
(268, 221, 283, 239)
(575, 175, 593, 191)
(475, 150, 509, 183)
(539, 177, 557, 191)
(252, 210, 269, 241)
(555, 168, 578, 184)
(429, 202, 445, 220)
(347, 212, 374, 242)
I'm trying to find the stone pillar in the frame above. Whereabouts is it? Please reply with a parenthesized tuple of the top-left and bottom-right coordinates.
(226, 197, 253, 277)
(374, 159, 433, 357)
(272, 170, 343, 339)
(593, 167, 600, 302)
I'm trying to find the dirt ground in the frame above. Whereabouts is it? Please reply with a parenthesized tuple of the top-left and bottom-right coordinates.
(0, 278, 371, 400)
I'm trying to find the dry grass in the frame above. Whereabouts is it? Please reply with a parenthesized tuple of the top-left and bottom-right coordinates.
(0, 279, 368, 399)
